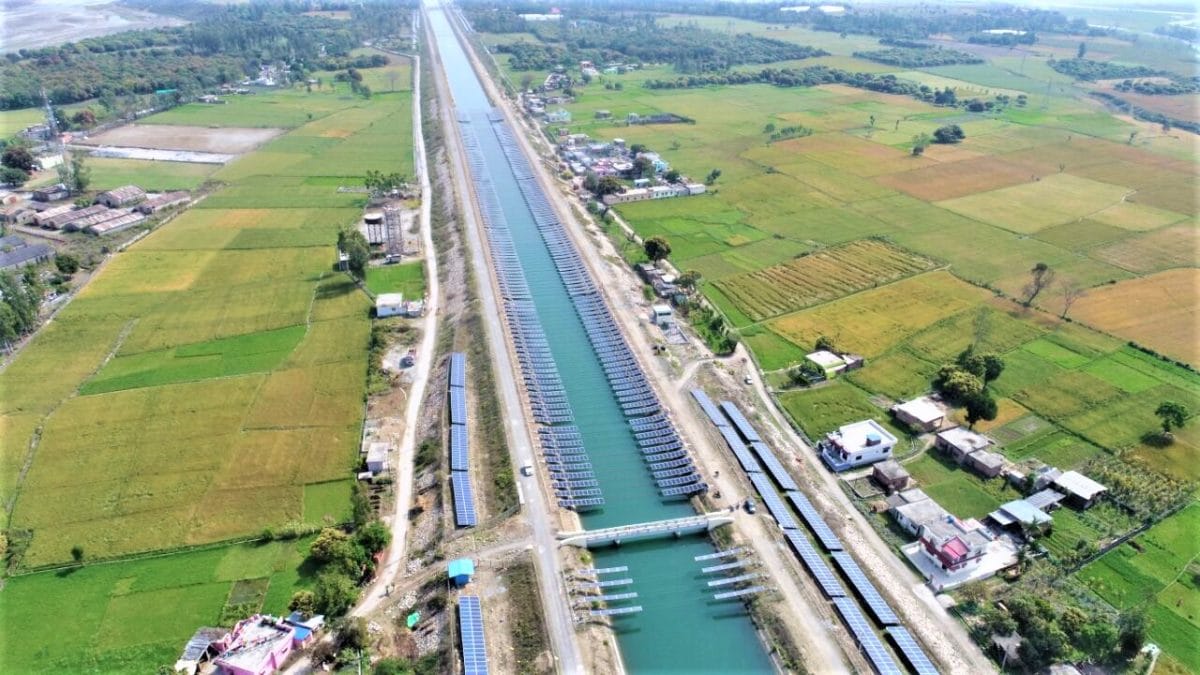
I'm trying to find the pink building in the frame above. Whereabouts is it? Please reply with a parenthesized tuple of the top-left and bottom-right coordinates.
(212, 615, 295, 675)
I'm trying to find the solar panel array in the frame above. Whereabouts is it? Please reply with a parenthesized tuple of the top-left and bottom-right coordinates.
(690, 389, 728, 428)
(457, 115, 606, 509)
(748, 472, 800, 531)
(719, 401, 761, 442)
(465, 110, 707, 503)
(458, 596, 490, 675)
(446, 353, 477, 528)
(887, 627, 940, 675)
(749, 440, 800, 492)
(717, 425, 764, 474)
(785, 491, 844, 552)
(451, 471, 478, 527)
(832, 597, 904, 675)
(830, 552, 900, 626)
(783, 530, 846, 599)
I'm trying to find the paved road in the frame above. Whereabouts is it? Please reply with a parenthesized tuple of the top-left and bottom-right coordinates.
(426, 3, 585, 672)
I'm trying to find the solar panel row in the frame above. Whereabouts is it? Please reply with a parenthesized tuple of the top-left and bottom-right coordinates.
(451, 472, 478, 527)
(458, 596, 489, 675)
(748, 473, 799, 531)
(719, 401, 761, 442)
(449, 352, 467, 389)
(887, 627, 939, 675)
(832, 597, 903, 675)
(782, 530, 846, 599)
(785, 491, 844, 553)
(749, 440, 799, 492)
(830, 552, 901, 626)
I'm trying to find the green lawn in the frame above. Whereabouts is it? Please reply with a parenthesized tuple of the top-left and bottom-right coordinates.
(365, 260, 426, 298)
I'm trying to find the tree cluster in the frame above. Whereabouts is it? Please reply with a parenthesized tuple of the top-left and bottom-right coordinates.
(1114, 77, 1199, 96)
(290, 519, 392, 618)
(0, 270, 42, 345)
(932, 124, 966, 144)
(1048, 58, 1167, 82)
(933, 346, 1002, 427)
(853, 46, 983, 68)
(363, 169, 407, 196)
(337, 227, 370, 281)
(978, 592, 1144, 669)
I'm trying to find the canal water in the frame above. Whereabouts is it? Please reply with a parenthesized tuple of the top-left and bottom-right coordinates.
(427, 4, 773, 673)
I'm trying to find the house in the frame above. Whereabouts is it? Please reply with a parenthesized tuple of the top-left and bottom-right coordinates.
(32, 204, 75, 227)
(988, 499, 1053, 532)
(94, 185, 146, 208)
(546, 108, 571, 123)
(0, 240, 53, 271)
(649, 185, 675, 199)
(283, 612, 325, 648)
(1030, 465, 1063, 491)
(891, 492, 950, 536)
(917, 516, 991, 573)
(1053, 470, 1107, 509)
(137, 191, 190, 214)
(173, 626, 227, 674)
(211, 615, 295, 675)
(685, 183, 707, 195)
(637, 151, 669, 173)
(819, 419, 897, 472)
(892, 396, 945, 433)
(43, 204, 108, 231)
(403, 299, 425, 318)
(602, 188, 651, 205)
(375, 293, 405, 318)
(594, 109, 612, 120)
(32, 184, 70, 202)
(934, 427, 994, 463)
(632, 178, 650, 188)
(805, 350, 848, 378)
(85, 212, 145, 235)
(448, 558, 475, 587)
(1026, 488, 1066, 512)
(649, 303, 674, 327)
(872, 459, 910, 492)
(0, 206, 34, 226)
(366, 442, 389, 474)
(965, 449, 1005, 478)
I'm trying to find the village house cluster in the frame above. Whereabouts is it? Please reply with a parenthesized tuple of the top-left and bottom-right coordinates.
(1, 184, 190, 237)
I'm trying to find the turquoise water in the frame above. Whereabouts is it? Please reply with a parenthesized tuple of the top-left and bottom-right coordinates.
(428, 5, 772, 673)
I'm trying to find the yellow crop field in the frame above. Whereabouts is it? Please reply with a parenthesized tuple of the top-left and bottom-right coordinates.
(1093, 224, 1199, 274)
(1071, 269, 1199, 366)
(769, 271, 990, 357)
(875, 156, 1035, 201)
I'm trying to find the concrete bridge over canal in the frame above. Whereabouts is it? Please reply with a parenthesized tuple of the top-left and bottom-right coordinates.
(557, 512, 735, 548)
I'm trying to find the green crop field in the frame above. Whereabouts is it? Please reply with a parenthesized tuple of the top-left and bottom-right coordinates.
(0, 536, 319, 673)
(0, 70, 412, 573)
(366, 261, 427, 298)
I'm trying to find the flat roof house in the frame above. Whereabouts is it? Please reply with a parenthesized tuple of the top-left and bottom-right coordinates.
(805, 350, 848, 378)
(137, 191, 191, 214)
(988, 499, 1053, 531)
(366, 442, 389, 474)
(819, 419, 897, 472)
(872, 459, 910, 492)
(212, 615, 295, 675)
(31, 183, 69, 202)
(891, 492, 950, 536)
(935, 427, 994, 464)
(918, 516, 991, 574)
(965, 449, 1006, 478)
(1053, 470, 1107, 509)
(375, 293, 405, 318)
(95, 185, 146, 208)
(0, 240, 53, 271)
(892, 396, 945, 433)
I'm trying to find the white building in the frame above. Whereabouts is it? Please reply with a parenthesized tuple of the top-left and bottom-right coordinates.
(892, 396, 945, 432)
(365, 442, 389, 474)
(649, 303, 674, 327)
(806, 350, 848, 377)
(819, 419, 897, 472)
(375, 293, 405, 317)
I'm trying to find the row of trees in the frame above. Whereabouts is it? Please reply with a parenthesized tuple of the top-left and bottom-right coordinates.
(853, 46, 983, 68)
(288, 517, 392, 618)
(0, 270, 42, 346)
(1048, 58, 1167, 82)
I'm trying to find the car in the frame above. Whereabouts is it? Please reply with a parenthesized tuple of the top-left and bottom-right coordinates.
(743, 498, 757, 514)
(521, 464, 534, 477)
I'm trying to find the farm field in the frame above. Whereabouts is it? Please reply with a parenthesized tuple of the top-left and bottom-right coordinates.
(76, 124, 283, 154)
(69, 158, 218, 192)
(0, 66, 413, 570)
(1069, 269, 1199, 366)
(0, 536, 319, 673)
(366, 261, 427, 298)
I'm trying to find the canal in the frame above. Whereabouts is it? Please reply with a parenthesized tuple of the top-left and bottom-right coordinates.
(426, 3, 774, 673)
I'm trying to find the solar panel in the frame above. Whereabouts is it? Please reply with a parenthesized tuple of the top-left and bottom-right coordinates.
(458, 596, 489, 675)
(785, 491, 844, 552)
(830, 552, 900, 626)
(832, 597, 903, 675)
(690, 389, 729, 427)
(887, 627, 939, 675)
(749, 441, 799, 492)
(783, 530, 846, 598)
(449, 352, 467, 389)
(451, 472, 477, 527)
(450, 425, 469, 472)
(748, 473, 799, 531)
(719, 401, 761, 442)
(449, 387, 468, 426)
(717, 426, 763, 474)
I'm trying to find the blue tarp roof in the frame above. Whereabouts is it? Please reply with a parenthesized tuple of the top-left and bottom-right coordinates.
(448, 558, 475, 579)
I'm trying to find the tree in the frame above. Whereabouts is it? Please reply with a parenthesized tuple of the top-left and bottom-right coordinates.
(519, 74, 533, 91)
(594, 176, 623, 196)
(935, 365, 984, 403)
(1154, 401, 1188, 436)
(633, 156, 655, 178)
(911, 132, 932, 156)
(676, 269, 701, 289)
(311, 528, 354, 561)
(340, 617, 369, 650)
(643, 236, 671, 262)
(373, 658, 414, 675)
(338, 228, 370, 281)
(663, 169, 681, 183)
(981, 354, 1004, 383)
(814, 335, 840, 354)
(1077, 621, 1118, 662)
(964, 393, 998, 428)
(2, 147, 36, 173)
(629, 143, 647, 155)
(1059, 279, 1087, 319)
(705, 168, 722, 184)
(1117, 609, 1148, 658)
(71, 109, 97, 127)
(0, 166, 29, 186)
(71, 545, 84, 563)
(70, 154, 91, 194)
(932, 124, 965, 144)
(357, 520, 391, 555)
(289, 590, 317, 618)
(1077, 42, 1088, 59)
(763, 122, 776, 134)
(1021, 262, 1055, 307)
(314, 571, 358, 616)
(54, 254, 79, 275)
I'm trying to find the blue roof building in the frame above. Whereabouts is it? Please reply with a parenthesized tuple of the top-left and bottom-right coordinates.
(448, 558, 475, 587)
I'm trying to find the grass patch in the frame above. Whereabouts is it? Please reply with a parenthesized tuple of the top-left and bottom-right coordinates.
(366, 261, 427, 298)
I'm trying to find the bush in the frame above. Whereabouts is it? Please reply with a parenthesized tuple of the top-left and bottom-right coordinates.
(314, 571, 358, 616)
